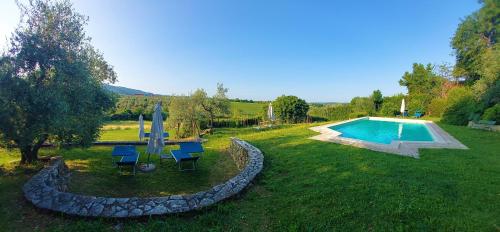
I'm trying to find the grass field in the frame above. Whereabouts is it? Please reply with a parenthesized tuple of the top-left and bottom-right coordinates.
(230, 102, 266, 118)
(0, 121, 499, 231)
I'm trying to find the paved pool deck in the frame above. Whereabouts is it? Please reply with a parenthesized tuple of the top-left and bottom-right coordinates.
(309, 117, 468, 158)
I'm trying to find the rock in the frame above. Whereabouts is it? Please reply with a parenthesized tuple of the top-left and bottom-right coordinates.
(129, 208, 143, 217)
(114, 210, 128, 217)
(89, 203, 104, 216)
(149, 205, 167, 215)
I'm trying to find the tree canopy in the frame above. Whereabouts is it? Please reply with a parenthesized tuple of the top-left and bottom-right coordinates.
(371, 90, 383, 111)
(452, 0, 499, 108)
(273, 95, 309, 123)
(0, 0, 116, 163)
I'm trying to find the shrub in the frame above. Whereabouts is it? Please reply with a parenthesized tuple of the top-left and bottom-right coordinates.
(408, 94, 428, 115)
(442, 96, 476, 125)
(380, 94, 405, 117)
(349, 112, 368, 118)
(273, 95, 309, 123)
(427, 98, 447, 117)
(482, 104, 500, 124)
(308, 104, 352, 121)
(350, 97, 375, 115)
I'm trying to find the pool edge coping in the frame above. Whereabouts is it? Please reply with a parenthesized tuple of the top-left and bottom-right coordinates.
(309, 117, 468, 158)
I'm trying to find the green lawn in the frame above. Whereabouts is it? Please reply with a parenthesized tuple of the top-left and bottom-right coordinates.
(230, 102, 266, 117)
(0, 121, 499, 231)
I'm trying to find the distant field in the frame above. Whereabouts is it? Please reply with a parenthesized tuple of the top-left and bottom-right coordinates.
(230, 102, 266, 118)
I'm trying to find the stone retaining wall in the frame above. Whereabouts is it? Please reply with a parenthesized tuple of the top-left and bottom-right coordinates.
(23, 138, 263, 217)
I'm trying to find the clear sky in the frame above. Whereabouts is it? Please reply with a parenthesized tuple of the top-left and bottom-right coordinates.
(0, 0, 481, 102)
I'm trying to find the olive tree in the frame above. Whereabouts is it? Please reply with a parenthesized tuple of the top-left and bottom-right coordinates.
(0, 0, 116, 163)
(192, 83, 230, 129)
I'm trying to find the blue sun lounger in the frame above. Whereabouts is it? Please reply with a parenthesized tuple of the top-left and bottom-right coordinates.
(414, 110, 424, 118)
(112, 145, 140, 175)
(168, 142, 204, 171)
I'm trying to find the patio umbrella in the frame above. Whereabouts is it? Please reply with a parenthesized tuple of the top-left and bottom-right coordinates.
(400, 99, 406, 116)
(146, 103, 165, 165)
(138, 114, 145, 141)
(267, 102, 275, 122)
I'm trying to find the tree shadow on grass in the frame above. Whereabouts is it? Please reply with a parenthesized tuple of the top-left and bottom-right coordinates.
(41, 143, 239, 198)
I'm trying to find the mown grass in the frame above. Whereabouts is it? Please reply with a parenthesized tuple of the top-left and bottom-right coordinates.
(0, 121, 499, 231)
(230, 102, 266, 117)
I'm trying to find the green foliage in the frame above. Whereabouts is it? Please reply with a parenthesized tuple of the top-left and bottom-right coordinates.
(399, 63, 445, 112)
(350, 96, 374, 115)
(452, 0, 499, 115)
(308, 104, 352, 121)
(273, 95, 309, 123)
(0, 0, 116, 163)
(371, 90, 383, 111)
(446, 86, 475, 106)
(442, 87, 477, 125)
(452, 0, 499, 85)
(407, 94, 428, 115)
(166, 95, 205, 138)
(380, 94, 405, 116)
(427, 97, 448, 117)
(482, 104, 500, 123)
(192, 83, 231, 128)
(111, 95, 169, 120)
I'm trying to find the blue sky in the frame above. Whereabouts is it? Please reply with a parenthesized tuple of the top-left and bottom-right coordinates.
(0, 0, 480, 102)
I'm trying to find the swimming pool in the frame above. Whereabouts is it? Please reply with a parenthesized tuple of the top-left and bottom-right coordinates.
(329, 118, 434, 144)
(309, 117, 467, 158)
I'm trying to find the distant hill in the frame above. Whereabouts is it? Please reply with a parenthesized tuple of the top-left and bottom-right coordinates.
(104, 84, 155, 96)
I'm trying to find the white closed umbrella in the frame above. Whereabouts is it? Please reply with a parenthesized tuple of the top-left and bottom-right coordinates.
(400, 99, 406, 116)
(267, 102, 275, 122)
(138, 114, 145, 141)
(145, 103, 165, 169)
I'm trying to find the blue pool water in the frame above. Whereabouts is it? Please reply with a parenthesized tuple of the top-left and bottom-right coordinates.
(329, 118, 434, 144)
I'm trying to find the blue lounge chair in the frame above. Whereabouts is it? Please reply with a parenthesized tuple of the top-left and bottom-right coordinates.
(179, 142, 204, 154)
(112, 145, 140, 175)
(414, 111, 424, 118)
(170, 150, 200, 171)
(115, 152, 140, 175)
(168, 141, 204, 171)
(111, 145, 137, 164)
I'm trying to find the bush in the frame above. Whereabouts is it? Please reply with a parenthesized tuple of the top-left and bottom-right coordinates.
(408, 94, 428, 115)
(442, 96, 476, 125)
(427, 98, 447, 117)
(350, 97, 375, 115)
(273, 95, 309, 123)
(482, 104, 500, 123)
(349, 112, 368, 118)
(380, 94, 405, 117)
(307, 104, 352, 121)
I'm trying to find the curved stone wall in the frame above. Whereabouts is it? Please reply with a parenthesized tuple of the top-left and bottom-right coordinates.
(23, 138, 263, 217)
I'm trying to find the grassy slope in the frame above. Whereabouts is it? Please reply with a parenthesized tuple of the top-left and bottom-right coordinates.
(0, 122, 499, 231)
(230, 102, 266, 117)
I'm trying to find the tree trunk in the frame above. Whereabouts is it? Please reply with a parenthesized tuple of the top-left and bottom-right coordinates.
(209, 113, 215, 131)
(19, 136, 46, 164)
(20, 146, 37, 164)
